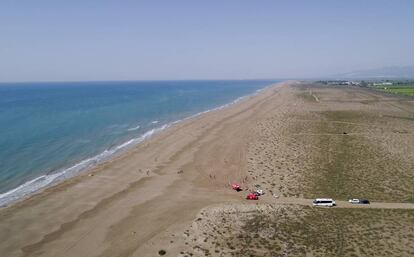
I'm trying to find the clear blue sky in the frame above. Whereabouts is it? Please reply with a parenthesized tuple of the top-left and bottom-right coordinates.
(1, 0, 413, 81)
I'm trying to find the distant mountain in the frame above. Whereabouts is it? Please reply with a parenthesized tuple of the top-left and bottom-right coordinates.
(332, 66, 414, 79)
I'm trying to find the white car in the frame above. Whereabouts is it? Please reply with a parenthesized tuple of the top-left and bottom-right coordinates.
(254, 189, 264, 196)
(348, 199, 370, 204)
(349, 199, 360, 204)
(312, 198, 336, 207)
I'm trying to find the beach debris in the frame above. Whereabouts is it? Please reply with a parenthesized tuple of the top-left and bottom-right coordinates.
(246, 192, 259, 200)
(88, 174, 94, 177)
(177, 169, 184, 174)
(231, 183, 242, 192)
(158, 249, 166, 255)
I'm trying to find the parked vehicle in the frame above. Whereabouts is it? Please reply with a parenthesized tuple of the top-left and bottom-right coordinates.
(231, 183, 242, 192)
(349, 199, 370, 204)
(312, 198, 336, 207)
(254, 189, 264, 196)
(246, 193, 259, 200)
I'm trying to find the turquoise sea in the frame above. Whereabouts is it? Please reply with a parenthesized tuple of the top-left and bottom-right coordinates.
(0, 80, 275, 205)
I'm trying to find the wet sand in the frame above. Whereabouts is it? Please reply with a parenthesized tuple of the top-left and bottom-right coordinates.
(0, 81, 413, 257)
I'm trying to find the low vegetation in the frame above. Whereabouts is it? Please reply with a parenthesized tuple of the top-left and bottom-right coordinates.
(179, 84, 414, 257)
(303, 110, 414, 202)
(247, 89, 414, 202)
(183, 205, 414, 257)
(297, 91, 318, 103)
(371, 83, 414, 97)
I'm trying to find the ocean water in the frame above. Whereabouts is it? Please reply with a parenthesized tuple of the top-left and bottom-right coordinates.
(0, 80, 275, 205)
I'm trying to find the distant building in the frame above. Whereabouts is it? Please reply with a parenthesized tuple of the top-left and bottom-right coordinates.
(373, 82, 393, 86)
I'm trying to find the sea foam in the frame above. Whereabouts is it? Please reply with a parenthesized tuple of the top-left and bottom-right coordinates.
(0, 125, 169, 207)
(127, 125, 140, 131)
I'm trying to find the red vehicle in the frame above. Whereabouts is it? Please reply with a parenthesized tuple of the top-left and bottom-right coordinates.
(246, 193, 259, 200)
(232, 183, 242, 192)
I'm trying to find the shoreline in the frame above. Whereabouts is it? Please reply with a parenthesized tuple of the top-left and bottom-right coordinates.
(0, 81, 413, 257)
(0, 80, 289, 257)
(0, 82, 277, 208)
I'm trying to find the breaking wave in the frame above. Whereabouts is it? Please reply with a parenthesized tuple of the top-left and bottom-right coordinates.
(0, 85, 271, 207)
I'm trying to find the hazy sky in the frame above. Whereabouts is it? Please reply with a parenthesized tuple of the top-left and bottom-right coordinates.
(1, 0, 413, 82)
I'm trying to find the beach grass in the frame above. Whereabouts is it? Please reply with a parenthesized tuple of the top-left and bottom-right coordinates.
(185, 205, 414, 257)
(302, 110, 414, 202)
(180, 84, 414, 257)
(246, 85, 414, 202)
(297, 91, 318, 103)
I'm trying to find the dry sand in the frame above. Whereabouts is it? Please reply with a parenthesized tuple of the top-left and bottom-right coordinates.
(0, 81, 413, 257)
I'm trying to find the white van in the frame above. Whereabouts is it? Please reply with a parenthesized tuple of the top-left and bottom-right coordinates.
(312, 198, 336, 207)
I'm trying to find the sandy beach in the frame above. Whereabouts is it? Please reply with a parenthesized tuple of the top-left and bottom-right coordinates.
(0, 81, 413, 257)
